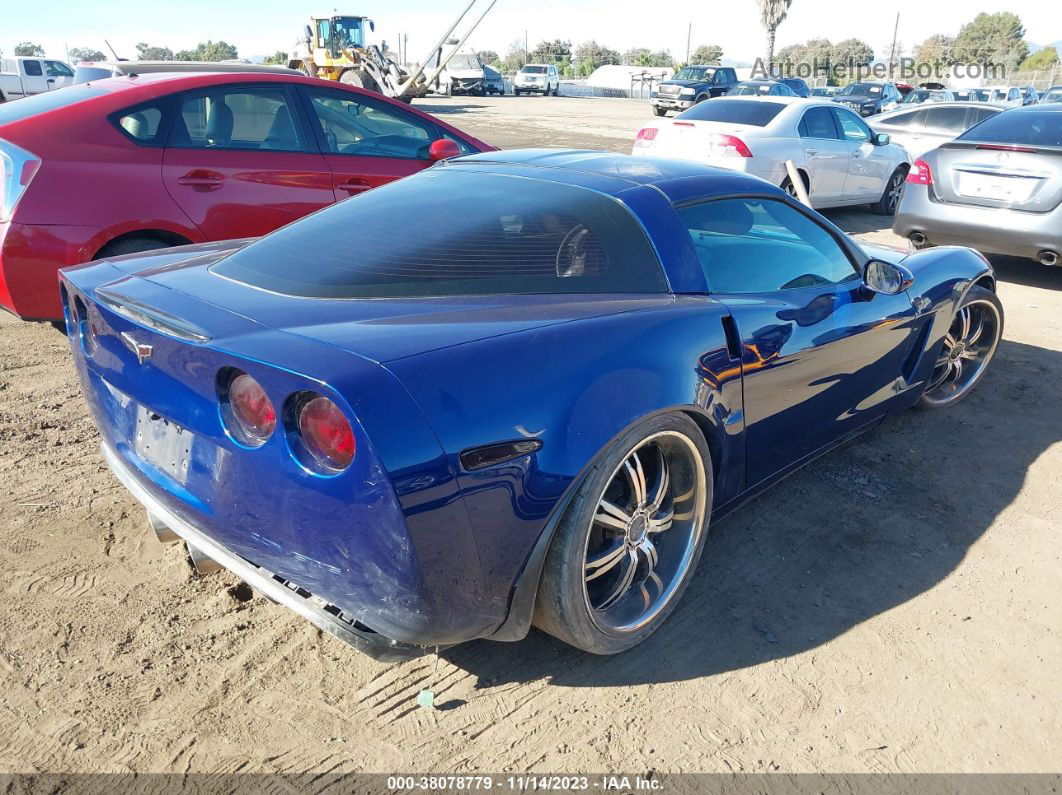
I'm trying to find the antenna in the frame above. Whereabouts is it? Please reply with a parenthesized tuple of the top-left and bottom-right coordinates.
(104, 39, 123, 61)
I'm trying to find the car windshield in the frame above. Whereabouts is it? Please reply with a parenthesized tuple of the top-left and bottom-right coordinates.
(839, 83, 883, 96)
(811, 88, 832, 96)
(957, 110, 1062, 148)
(674, 67, 714, 81)
(953, 89, 989, 102)
(448, 54, 481, 70)
(903, 90, 946, 104)
(212, 170, 669, 298)
(0, 83, 107, 125)
(331, 17, 365, 48)
(521, 66, 547, 74)
(676, 98, 786, 126)
(1043, 89, 1062, 102)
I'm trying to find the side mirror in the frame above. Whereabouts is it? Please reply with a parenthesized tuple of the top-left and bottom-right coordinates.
(304, 25, 313, 43)
(428, 138, 462, 161)
(873, 132, 890, 146)
(863, 259, 915, 295)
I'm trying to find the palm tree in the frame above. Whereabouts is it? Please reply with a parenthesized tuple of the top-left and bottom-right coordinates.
(759, 0, 793, 74)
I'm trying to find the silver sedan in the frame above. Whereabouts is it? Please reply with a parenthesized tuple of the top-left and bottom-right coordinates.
(893, 105, 1062, 266)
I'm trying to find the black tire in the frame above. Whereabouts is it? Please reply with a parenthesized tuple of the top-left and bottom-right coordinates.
(652, 106, 667, 117)
(97, 237, 172, 259)
(874, 166, 907, 215)
(917, 285, 1003, 410)
(781, 173, 809, 201)
(695, 94, 708, 104)
(340, 69, 380, 95)
(533, 412, 713, 654)
(49, 320, 67, 334)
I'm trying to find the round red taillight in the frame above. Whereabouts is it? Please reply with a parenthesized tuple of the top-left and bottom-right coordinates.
(228, 373, 276, 444)
(298, 395, 355, 470)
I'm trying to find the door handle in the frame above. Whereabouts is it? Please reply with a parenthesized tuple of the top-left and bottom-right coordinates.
(337, 179, 372, 194)
(805, 148, 818, 155)
(177, 171, 223, 191)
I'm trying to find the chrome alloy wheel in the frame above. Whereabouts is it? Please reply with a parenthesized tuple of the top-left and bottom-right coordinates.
(922, 298, 1001, 407)
(885, 170, 905, 213)
(582, 431, 707, 633)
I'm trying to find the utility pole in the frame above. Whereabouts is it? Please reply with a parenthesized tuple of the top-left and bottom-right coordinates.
(888, 12, 900, 79)
(525, 29, 528, 65)
(686, 23, 691, 65)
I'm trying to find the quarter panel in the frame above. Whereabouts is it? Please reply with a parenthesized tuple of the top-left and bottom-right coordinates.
(386, 298, 745, 604)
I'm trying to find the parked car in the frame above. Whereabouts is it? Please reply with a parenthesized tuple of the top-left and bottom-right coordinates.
(896, 82, 915, 98)
(72, 60, 300, 84)
(951, 87, 992, 103)
(0, 71, 491, 321)
(833, 81, 903, 116)
(482, 65, 505, 95)
(871, 102, 1003, 160)
(900, 88, 959, 105)
(1041, 86, 1062, 103)
(1019, 86, 1039, 105)
(894, 105, 1062, 266)
(810, 86, 838, 98)
(0, 56, 74, 102)
(61, 149, 1002, 659)
(984, 86, 1023, 106)
(728, 80, 795, 97)
(514, 64, 558, 96)
(633, 97, 911, 213)
(649, 65, 738, 116)
(779, 77, 810, 98)
(439, 50, 486, 96)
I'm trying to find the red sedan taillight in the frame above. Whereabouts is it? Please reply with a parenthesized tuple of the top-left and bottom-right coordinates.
(907, 159, 933, 185)
(224, 372, 276, 445)
(297, 395, 355, 471)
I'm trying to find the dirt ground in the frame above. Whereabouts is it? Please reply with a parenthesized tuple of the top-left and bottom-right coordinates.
(0, 95, 1059, 775)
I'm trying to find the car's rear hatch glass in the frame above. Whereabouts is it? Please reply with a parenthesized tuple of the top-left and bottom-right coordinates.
(675, 99, 786, 126)
(212, 169, 668, 298)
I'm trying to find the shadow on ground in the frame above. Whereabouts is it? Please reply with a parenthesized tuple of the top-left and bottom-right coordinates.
(444, 338, 1060, 687)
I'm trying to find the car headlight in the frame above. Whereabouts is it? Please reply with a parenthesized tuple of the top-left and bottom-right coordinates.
(679, 87, 696, 97)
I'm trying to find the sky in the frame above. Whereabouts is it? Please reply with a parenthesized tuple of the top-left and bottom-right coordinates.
(2, 0, 1059, 66)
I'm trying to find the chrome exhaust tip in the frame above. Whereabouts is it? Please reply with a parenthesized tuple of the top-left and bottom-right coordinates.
(187, 542, 223, 575)
(909, 232, 927, 247)
(1038, 250, 1059, 267)
(147, 511, 180, 544)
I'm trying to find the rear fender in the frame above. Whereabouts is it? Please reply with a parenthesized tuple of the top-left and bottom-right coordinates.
(387, 298, 745, 639)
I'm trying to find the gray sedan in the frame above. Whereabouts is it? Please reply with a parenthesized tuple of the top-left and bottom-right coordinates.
(871, 102, 1003, 160)
(893, 105, 1062, 266)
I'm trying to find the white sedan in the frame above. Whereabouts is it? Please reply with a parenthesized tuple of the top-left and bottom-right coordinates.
(632, 96, 911, 214)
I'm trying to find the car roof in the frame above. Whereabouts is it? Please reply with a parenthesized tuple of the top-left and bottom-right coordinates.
(879, 101, 1000, 114)
(447, 148, 781, 200)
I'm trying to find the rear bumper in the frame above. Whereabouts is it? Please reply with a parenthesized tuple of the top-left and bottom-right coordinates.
(102, 441, 429, 662)
(894, 186, 1062, 260)
(0, 221, 100, 320)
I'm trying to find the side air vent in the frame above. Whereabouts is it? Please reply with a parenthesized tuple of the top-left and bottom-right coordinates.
(460, 439, 543, 471)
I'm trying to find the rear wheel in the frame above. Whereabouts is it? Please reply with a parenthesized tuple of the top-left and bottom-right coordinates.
(534, 413, 712, 654)
(97, 237, 172, 259)
(874, 167, 907, 215)
(918, 286, 1003, 409)
(652, 106, 667, 117)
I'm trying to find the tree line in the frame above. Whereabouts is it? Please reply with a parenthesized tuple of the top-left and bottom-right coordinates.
(6, 8, 1055, 79)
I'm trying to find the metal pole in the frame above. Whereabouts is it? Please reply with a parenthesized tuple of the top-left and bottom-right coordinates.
(784, 160, 812, 208)
(686, 23, 691, 65)
(397, 0, 477, 95)
(888, 12, 900, 80)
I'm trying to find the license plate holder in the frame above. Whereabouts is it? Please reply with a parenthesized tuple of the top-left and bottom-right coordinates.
(957, 172, 1031, 202)
(134, 405, 193, 484)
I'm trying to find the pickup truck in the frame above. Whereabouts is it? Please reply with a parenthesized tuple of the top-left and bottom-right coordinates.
(0, 56, 74, 102)
(650, 65, 738, 116)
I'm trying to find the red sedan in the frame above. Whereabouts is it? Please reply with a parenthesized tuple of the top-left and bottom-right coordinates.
(0, 72, 493, 321)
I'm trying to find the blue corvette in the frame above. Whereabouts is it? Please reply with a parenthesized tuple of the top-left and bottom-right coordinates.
(61, 150, 1003, 660)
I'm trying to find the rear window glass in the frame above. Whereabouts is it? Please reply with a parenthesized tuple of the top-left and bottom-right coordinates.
(212, 169, 669, 298)
(676, 99, 786, 126)
(957, 110, 1062, 147)
(0, 84, 107, 126)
